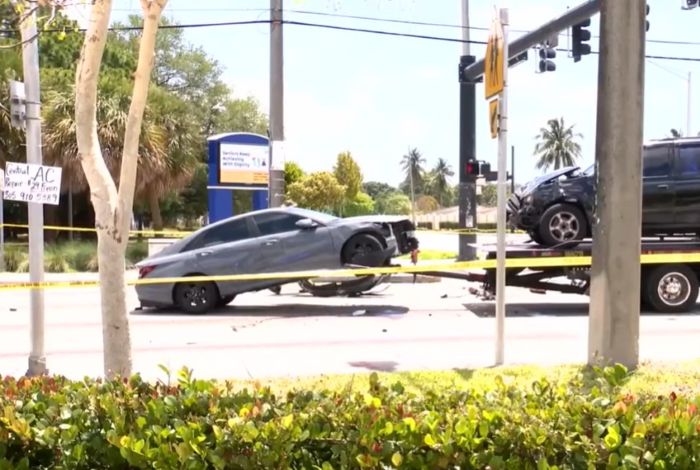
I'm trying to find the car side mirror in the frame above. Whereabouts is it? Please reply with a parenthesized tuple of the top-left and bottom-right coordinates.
(295, 218, 318, 230)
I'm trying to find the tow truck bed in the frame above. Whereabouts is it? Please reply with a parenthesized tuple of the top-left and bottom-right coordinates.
(422, 238, 700, 313)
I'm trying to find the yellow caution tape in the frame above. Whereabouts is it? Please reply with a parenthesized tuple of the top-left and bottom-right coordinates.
(0, 223, 191, 238)
(0, 223, 525, 237)
(2, 252, 699, 291)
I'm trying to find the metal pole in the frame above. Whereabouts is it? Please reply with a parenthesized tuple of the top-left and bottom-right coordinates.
(587, 0, 645, 370)
(409, 149, 416, 225)
(458, 0, 477, 261)
(688, 72, 692, 136)
(462, 0, 601, 82)
(510, 145, 515, 196)
(19, 1, 47, 376)
(495, 8, 509, 366)
(269, 0, 285, 207)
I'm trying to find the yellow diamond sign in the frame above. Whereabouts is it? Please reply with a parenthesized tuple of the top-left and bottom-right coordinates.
(484, 15, 505, 100)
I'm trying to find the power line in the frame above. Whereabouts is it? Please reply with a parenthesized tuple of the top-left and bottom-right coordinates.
(2, 18, 700, 63)
(109, 6, 700, 46)
(283, 20, 486, 45)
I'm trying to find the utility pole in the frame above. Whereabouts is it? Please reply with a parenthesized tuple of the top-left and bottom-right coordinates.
(457, 0, 478, 261)
(269, 0, 285, 207)
(18, 1, 47, 376)
(588, 0, 646, 370)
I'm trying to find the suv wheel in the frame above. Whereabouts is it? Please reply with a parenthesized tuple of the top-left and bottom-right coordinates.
(538, 203, 587, 248)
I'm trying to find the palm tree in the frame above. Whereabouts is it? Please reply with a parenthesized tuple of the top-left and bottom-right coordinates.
(400, 147, 426, 222)
(533, 117, 583, 172)
(427, 158, 454, 207)
(42, 84, 194, 232)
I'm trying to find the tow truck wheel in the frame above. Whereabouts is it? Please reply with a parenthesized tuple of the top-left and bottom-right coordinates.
(538, 203, 587, 248)
(644, 265, 699, 313)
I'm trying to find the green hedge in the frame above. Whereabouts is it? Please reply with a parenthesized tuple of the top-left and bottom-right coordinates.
(2, 241, 148, 273)
(1, 365, 700, 469)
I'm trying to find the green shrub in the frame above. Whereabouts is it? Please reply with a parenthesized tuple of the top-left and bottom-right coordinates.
(126, 241, 148, 266)
(1, 364, 700, 469)
(2, 245, 28, 272)
(61, 241, 99, 272)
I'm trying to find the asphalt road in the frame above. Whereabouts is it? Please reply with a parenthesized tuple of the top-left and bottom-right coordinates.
(1, 273, 699, 381)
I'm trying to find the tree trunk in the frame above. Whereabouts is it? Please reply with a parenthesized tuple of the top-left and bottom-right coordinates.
(74, 0, 167, 379)
(148, 189, 163, 232)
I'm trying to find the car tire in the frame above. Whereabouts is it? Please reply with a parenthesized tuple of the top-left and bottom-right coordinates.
(644, 264, 698, 313)
(216, 295, 236, 308)
(538, 203, 587, 248)
(174, 281, 219, 315)
(528, 230, 544, 245)
(342, 233, 384, 266)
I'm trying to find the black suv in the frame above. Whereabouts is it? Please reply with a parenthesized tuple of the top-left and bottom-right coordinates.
(507, 137, 700, 247)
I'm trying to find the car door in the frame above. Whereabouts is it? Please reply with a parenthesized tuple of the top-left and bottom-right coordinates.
(641, 144, 676, 231)
(671, 142, 700, 229)
(187, 216, 268, 294)
(252, 211, 336, 272)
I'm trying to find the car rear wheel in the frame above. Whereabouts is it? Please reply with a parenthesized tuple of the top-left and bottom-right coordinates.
(342, 233, 384, 266)
(538, 203, 587, 247)
(174, 281, 219, 315)
(644, 265, 698, 313)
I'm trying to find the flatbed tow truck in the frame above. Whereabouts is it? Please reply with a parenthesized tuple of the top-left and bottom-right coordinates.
(421, 239, 700, 314)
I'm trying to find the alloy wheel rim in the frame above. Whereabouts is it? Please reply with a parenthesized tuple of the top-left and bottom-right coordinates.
(548, 211, 580, 241)
(657, 272, 691, 306)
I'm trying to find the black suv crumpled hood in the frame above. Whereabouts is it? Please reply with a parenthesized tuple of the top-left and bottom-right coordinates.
(521, 166, 580, 195)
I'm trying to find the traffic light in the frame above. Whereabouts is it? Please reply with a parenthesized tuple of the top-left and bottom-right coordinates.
(466, 160, 495, 179)
(466, 160, 479, 177)
(571, 19, 591, 63)
(538, 46, 556, 73)
(8, 80, 26, 130)
(646, 3, 650, 31)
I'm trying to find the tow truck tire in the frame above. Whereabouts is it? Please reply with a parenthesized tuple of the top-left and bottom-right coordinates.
(644, 264, 699, 313)
(538, 203, 587, 248)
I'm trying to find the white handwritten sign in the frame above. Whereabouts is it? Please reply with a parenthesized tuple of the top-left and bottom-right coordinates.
(2, 162, 62, 205)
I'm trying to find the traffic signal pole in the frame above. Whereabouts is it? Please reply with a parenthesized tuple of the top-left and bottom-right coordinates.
(458, 0, 477, 261)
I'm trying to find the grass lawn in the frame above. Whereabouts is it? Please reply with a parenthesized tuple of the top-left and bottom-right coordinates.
(229, 359, 700, 397)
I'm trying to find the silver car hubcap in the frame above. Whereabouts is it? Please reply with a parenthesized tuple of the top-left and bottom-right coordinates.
(548, 211, 580, 241)
(184, 285, 208, 307)
(657, 272, 691, 306)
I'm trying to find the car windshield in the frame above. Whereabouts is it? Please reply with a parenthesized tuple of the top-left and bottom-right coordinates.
(582, 164, 594, 176)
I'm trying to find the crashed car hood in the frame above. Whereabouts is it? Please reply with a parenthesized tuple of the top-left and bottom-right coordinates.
(521, 166, 580, 195)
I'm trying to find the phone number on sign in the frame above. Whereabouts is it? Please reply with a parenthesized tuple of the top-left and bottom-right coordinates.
(2, 190, 59, 204)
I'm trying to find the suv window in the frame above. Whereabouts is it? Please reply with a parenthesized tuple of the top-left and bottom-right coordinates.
(253, 212, 304, 236)
(643, 146, 671, 178)
(187, 219, 251, 250)
(677, 145, 700, 177)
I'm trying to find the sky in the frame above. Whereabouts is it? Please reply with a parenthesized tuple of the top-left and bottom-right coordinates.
(65, 0, 700, 189)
